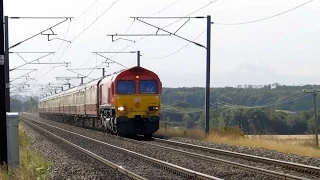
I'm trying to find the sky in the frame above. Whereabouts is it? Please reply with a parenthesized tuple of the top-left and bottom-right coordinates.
(3, 0, 320, 96)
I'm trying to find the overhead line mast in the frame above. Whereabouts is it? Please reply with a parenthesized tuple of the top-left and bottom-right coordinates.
(0, 0, 8, 166)
(303, 89, 320, 147)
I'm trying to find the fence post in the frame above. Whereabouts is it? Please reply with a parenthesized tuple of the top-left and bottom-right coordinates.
(6, 112, 19, 174)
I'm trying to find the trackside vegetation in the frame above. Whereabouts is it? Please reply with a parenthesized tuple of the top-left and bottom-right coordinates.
(0, 125, 51, 180)
(155, 124, 320, 157)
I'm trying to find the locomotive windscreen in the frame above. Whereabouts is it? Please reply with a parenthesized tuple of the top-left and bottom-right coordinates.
(139, 80, 158, 94)
(117, 80, 135, 94)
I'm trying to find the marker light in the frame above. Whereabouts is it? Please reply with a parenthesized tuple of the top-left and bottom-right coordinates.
(136, 76, 139, 79)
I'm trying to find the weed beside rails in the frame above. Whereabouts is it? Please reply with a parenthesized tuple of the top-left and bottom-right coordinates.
(155, 123, 320, 157)
(0, 125, 51, 180)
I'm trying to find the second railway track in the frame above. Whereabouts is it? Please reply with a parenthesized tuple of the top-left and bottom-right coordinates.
(21, 117, 221, 180)
(148, 138, 320, 178)
(20, 114, 318, 180)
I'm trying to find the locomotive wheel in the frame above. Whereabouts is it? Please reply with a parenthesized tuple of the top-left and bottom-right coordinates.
(144, 134, 152, 139)
(111, 118, 118, 135)
(100, 118, 106, 133)
(106, 127, 111, 134)
(111, 124, 118, 135)
(102, 125, 107, 133)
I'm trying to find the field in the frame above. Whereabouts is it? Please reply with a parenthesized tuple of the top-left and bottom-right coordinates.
(0, 124, 51, 180)
(155, 124, 320, 157)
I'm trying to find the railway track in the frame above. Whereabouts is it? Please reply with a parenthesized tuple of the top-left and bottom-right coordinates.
(22, 118, 145, 180)
(151, 138, 320, 178)
(20, 115, 315, 180)
(119, 137, 317, 180)
(21, 117, 222, 180)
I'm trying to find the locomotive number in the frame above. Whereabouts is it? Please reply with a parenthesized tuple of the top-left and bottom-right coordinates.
(134, 98, 141, 103)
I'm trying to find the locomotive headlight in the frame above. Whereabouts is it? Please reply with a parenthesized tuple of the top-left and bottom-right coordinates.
(117, 106, 125, 111)
(149, 106, 159, 111)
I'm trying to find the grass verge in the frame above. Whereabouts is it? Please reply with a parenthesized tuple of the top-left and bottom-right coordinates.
(155, 124, 320, 157)
(0, 124, 51, 180)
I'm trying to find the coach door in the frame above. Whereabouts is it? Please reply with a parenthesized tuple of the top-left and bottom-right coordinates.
(99, 85, 103, 105)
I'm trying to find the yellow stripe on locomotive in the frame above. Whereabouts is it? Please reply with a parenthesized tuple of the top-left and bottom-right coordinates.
(115, 95, 160, 119)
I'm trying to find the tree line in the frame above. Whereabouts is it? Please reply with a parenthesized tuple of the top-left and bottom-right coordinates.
(161, 84, 320, 110)
(10, 97, 38, 113)
(160, 84, 320, 135)
(10, 84, 320, 135)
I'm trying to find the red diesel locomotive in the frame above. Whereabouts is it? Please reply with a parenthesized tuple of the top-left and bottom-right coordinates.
(39, 66, 162, 137)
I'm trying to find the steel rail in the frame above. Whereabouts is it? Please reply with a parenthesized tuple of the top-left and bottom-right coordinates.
(21, 114, 318, 179)
(153, 138, 320, 177)
(114, 137, 311, 180)
(20, 117, 222, 180)
(22, 119, 146, 180)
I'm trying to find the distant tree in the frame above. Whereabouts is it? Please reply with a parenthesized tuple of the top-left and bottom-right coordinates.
(172, 100, 191, 108)
(183, 114, 195, 128)
(22, 97, 39, 113)
(10, 98, 22, 112)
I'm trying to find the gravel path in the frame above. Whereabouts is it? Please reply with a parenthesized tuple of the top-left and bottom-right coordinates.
(21, 121, 128, 180)
(21, 113, 288, 180)
(22, 118, 193, 180)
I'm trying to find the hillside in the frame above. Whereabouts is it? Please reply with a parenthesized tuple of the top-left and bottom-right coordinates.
(160, 84, 320, 135)
(161, 84, 319, 110)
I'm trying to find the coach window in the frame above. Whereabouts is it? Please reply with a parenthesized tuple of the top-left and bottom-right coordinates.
(117, 80, 135, 94)
(140, 80, 157, 94)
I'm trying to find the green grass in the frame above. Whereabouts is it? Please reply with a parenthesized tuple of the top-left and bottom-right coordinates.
(0, 124, 51, 180)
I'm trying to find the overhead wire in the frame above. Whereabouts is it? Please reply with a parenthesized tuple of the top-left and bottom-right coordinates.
(148, 0, 181, 17)
(261, 94, 310, 107)
(108, 0, 219, 60)
(257, 92, 308, 107)
(220, 92, 311, 109)
(73, 0, 120, 40)
(35, 20, 72, 78)
(213, 0, 315, 25)
(82, 0, 198, 79)
(140, 0, 314, 59)
(136, 0, 314, 59)
(142, 29, 207, 59)
(83, 0, 219, 80)
(74, 0, 98, 20)
(34, 0, 120, 83)
(80, 18, 137, 68)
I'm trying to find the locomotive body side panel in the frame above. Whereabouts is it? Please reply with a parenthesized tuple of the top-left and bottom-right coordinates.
(99, 73, 119, 108)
